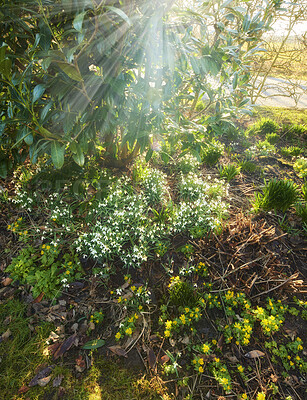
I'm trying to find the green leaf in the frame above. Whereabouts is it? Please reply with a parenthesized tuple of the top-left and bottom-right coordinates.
(72, 145, 85, 166)
(145, 149, 153, 162)
(32, 84, 46, 104)
(0, 58, 11, 79)
(0, 160, 8, 178)
(238, 98, 249, 107)
(51, 141, 65, 169)
(105, 6, 131, 26)
(55, 61, 83, 82)
(24, 133, 33, 146)
(40, 101, 53, 122)
(82, 339, 105, 350)
(73, 11, 87, 32)
(232, 72, 238, 90)
(0, 44, 7, 62)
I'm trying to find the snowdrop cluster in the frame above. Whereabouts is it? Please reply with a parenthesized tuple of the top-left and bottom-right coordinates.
(10, 188, 36, 211)
(141, 168, 169, 205)
(177, 153, 200, 174)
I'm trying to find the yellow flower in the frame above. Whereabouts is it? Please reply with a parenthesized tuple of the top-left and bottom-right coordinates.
(198, 358, 204, 365)
(41, 250, 44, 255)
(115, 332, 121, 340)
(198, 366, 204, 373)
(192, 359, 197, 364)
(18, 217, 22, 222)
(214, 358, 220, 363)
(42, 244, 46, 249)
(7, 225, 11, 229)
(138, 305, 143, 310)
(298, 345, 303, 350)
(256, 392, 266, 400)
(96, 319, 99, 323)
(164, 330, 171, 338)
(23, 230, 28, 235)
(66, 270, 70, 275)
(241, 394, 248, 400)
(238, 365, 244, 373)
(202, 343, 210, 354)
(117, 297, 122, 303)
(125, 327, 132, 335)
(46, 245, 51, 250)
(131, 286, 136, 292)
(165, 320, 172, 330)
(52, 218, 56, 221)
(179, 315, 186, 324)
(212, 339, 217, 345)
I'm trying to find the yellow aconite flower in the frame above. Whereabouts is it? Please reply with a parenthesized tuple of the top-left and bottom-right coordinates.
(238, 365, 244, 373)
(115, 332, 121, 340)
(202, 343, 210, 354)
(256, 392, 265, 400)
(198, 366, 204, 373)
(125, 327, 132, 335)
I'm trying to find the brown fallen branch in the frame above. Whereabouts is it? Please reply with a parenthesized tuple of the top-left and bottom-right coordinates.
(251, 272, 300, 298)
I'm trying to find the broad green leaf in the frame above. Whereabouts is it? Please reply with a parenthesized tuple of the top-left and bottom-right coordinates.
(40, 101, 53, 122)
(72, 144, 85, 166)
(0, 160, 8, 178)
(32, 84, 46, 104)
(24, 133, 33, 146)
(69, 141, 78, 154)
(190, 56, 200, 75)
(0, 58, 11, 79)
(0, 44, 7, 62)
(51, 141, 65, 169)
(238, 98, 249, 107)
(38, 126, 61, 140)
(55, 61, 83, 82)
(73, 11, 87, 32)
(145, 148, 153, 162)
(105, 6, 131, 26)
(82, 339, 105, 350)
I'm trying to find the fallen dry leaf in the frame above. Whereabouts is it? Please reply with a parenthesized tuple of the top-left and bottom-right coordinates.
(53, 334, 77, 360)
(28, 366, 54, 387)
(147, 348, 156, 369)
(37, 375, 52, 387)
(244, 350, 265, 359)
(33, 292, 44, 303)
(108, 345, 128, 358)
(48, 342, 61, 356)
(1, 328, 12, 341)
(225, 352, 239, 363)
(18, 385, 30, 394)
(2, 277, 13, 286)
(160, 354, 170, 364)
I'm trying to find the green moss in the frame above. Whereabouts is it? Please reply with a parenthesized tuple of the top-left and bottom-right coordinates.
(0, 299, 167, 400)
(0, 299, 53, 399)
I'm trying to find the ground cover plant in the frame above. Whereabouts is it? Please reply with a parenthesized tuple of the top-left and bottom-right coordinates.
(1, 0, 307, 399)
(1, 105, 307, 400)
